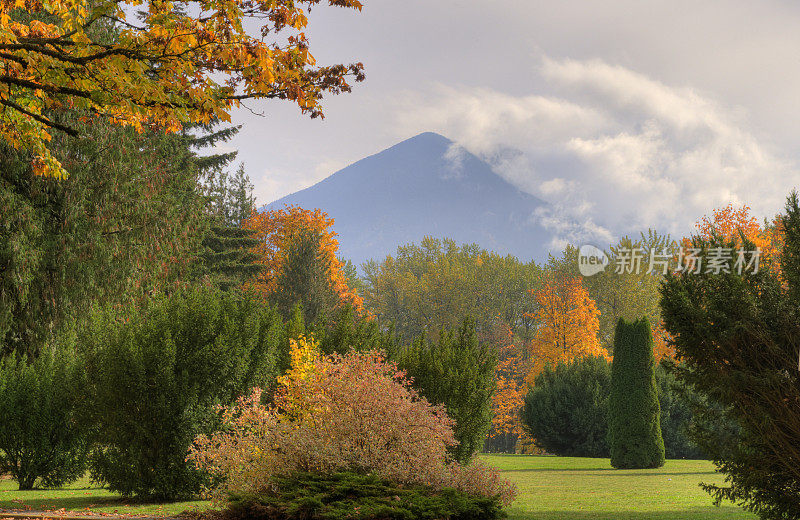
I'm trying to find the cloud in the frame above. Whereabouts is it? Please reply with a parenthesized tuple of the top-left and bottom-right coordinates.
(394, 56, 796, 248)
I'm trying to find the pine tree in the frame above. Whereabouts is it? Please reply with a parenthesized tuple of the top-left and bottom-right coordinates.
(608, 317, 665, 469)
(188, 121, 261, 291)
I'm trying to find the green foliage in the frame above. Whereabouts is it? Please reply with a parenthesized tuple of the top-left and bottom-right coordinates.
(656, 365, 707, 460)
(363, 237, 541, 342)
(310, 305, 397, 356)
(390, 318, 497, 463)
(0, 116, 207, 359)
(659, 192, 800, 520)
(521, 356, 611, 458)
(0, 338, 88, 490)
(81, 286, 284, 500)
(200, 225, 260, 292)
(608, 318, 665, 469)
(272, 228, 340, 324)
(220, 471, 507, 520)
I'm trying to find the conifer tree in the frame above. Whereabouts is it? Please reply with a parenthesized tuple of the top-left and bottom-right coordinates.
(608, 317, 665, 469)
(190, 122, 260, 291)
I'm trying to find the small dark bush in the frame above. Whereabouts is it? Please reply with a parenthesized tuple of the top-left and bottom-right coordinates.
(218, 471, 507, 520)
(656, 365, 706, 460)
(0, 338, 88, 490)
(520, 355, 611, 458)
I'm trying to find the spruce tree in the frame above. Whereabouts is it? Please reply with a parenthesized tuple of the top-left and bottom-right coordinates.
(188, 121, 261, 291)
(608, 317, 665, 469)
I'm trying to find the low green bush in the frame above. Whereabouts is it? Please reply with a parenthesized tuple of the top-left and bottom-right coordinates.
(520, 355, 611, 458)
(0, 337, 88, 490)
(81, 286, 284, 500)
(218, 471, 507, 520)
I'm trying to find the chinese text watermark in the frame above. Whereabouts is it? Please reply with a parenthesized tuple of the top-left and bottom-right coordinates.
(578, 246, 761, 276)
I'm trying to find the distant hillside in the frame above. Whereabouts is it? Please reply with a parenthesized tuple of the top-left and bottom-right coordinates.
(264, 132, 554, 266)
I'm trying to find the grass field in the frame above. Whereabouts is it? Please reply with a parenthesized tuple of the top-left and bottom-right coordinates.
(0, 456, 755, 519)
(485, 455, 755, 520)
(0, 476, 210, 516)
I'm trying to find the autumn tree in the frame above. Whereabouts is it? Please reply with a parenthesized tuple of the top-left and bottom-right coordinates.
(551, 233, 674, 357)
(484, 320, 530, 453)
(690, 203, 781, 275)
(524, 271, 608, 385)
(244, 205, 363, 321)
(363, 237, 541, 341)
(0, 0, 364, 177)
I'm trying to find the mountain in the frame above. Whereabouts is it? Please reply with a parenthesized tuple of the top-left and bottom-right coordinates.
(264, 132, 554, 266)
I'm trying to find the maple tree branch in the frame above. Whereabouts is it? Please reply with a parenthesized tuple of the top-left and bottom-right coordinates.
(0, 98, 79, 136)
(0, 75, 91, 98)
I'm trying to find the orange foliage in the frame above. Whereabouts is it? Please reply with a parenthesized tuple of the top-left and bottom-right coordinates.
(243, 205, 363, 312)
(483, 321, 528, 439)
(692, 204, 779, 265)
(0, 0, 364, 177)
(524, 273, 608, 385)
(652, 322, 675, 362)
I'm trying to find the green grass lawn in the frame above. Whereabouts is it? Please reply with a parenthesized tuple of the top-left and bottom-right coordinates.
(0, 476, 210, 516)
(1, 456, 754, 519)
(484, 454, 754, 520)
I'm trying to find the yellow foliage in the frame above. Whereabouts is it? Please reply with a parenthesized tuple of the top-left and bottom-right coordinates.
(0, 0, 365, 177)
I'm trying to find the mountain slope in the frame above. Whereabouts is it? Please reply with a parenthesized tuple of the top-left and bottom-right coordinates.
(264, 132, 553, 266)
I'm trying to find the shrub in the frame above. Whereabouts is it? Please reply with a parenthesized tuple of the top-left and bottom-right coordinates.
(0, 338, 88, 489)
(390, 318, 497, 463)
(189, 336, 515, 507)
(216, 471, 507, 520)
(520, 355, 611, 458)
(608, 318, 665, 469)
(81, 287, 284, 500)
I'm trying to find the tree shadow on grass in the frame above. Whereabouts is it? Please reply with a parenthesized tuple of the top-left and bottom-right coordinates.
(502, 468, 718, 477)
(0, 496, 128, 512)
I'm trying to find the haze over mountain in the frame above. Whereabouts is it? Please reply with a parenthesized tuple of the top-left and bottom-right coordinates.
(264, 132, 554, 266)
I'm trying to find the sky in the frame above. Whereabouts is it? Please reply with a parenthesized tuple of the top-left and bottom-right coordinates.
(221, 0, 800, 249)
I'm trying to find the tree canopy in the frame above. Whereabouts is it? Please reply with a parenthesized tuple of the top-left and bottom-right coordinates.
(0, 0, 364, 177)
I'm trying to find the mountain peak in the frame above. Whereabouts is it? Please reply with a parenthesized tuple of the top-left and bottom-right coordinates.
(265, 134, 553, 265)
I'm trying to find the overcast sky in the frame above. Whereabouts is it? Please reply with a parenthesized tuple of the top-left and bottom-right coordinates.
(222, 0, 800, 249)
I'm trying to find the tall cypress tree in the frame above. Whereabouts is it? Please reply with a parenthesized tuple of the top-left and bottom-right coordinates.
(608, 317, 665, 469)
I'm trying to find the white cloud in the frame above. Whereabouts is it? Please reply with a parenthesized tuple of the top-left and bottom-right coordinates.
(394, 56, 796, 248)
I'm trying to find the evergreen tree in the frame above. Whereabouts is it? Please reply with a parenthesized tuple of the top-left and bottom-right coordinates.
(1, 117, 206, 358)
(190, 122, 261, 291)
(608, 317, 665, 469)
(659, 192, 800, 519)
(390, 317, 497, 463)
(272, 228, 340, 323)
